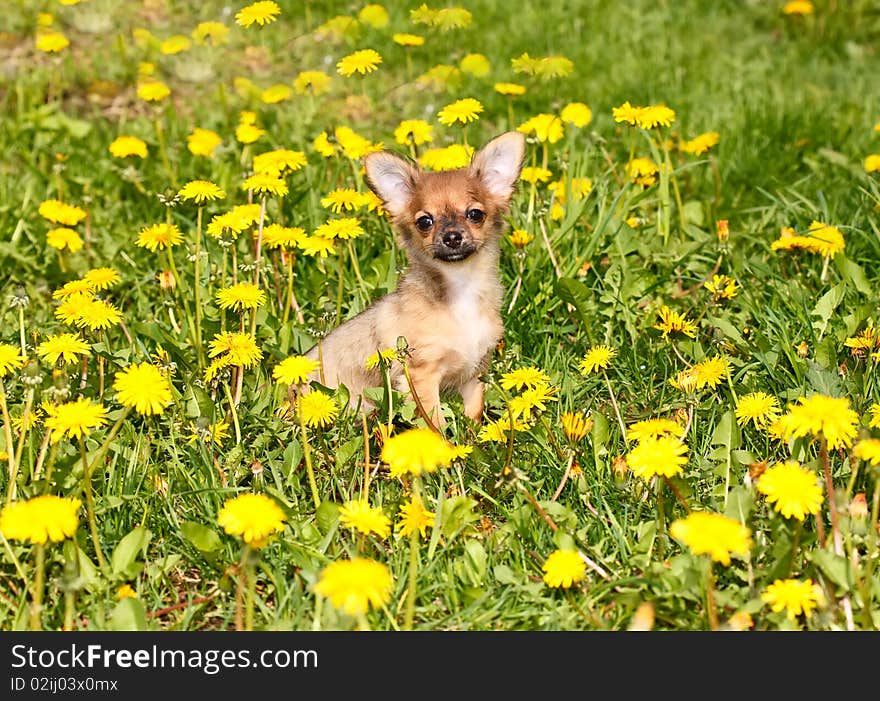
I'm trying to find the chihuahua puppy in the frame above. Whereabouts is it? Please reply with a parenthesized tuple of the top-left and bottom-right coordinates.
(301, 131, 525, 428)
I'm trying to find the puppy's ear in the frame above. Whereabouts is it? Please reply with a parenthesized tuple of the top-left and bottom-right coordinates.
(364, 152, 419, 218)
(470, 131, 526, 201)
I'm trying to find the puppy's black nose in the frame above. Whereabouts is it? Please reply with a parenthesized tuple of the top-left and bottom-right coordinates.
(441, 230, 463, 248)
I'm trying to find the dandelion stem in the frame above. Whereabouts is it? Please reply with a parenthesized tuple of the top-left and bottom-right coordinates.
(12, 386, 34, 498)
(222, 378, 242, 445)
(819, 436, 855, 630)
(80, 437, 107, 572)
(297, 406, 321, 510)
(244, 546, 256, 632)
(18, 306, 26, 358)
(705, 561, 719, 631)
(603, 370, 628, 450)
(250, 197, 267, 336)
(538, 219, 562, 279)
(0, 380, 19, 504)
(403, 476, 423, 631)
(361, 411, 370, 500)
(153, 117, 176, 187)
(194, 206, 205, 369)
(30, 543, 45, 631)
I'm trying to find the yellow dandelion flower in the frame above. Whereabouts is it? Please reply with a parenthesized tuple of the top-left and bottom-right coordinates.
(438, 97, 484, 126)
(296, 390, 338, 428)
(136, 223, 183, 251)
(215, 282, 266, 312)
(117, 584, 138, 600)
(109, 135, 148, 159)
(358, 4, 389, 28)
(217, 493, 286, 548)
(0, 344, 26, 378)
(159, 35, 190, 55)
(293, 70, 332, 96)
(843, 327, 880, 358)
(670, 512, 751, 566)
(337, 48, 382, 76)
(411, 5, 472, 31)
(517, 113, 564, 144)
(242, 173, 288, 197)
(626, 157, 660, 186)
(560, 102, 592, 128)
(653, 305, 697, 338)
(321, 189, 363, 214)
(626, 435, 688, 480)
(236, 122, 265, 145)
(298, 236, 336, 258)
(339, 499, 391, 539)
(36, 31, 69, 53)
(260, 84, 292, 104)
(261, 224, 305, 249)
(272, 355, 319, 385)
(187, 128, 222, 157)
(782, 1, 814, 15)
(380, 427, 455, 478)
(477, 415, 531, 442)
(396, 496, 434, 538)
(46, 227, 83, 253)
(393, 33, 424, 47)
(178, 180, 225, 204)
(83, 267, 120, 290)
(507, 383, 558, 420)
(762, 579, 820, 621)
(137, 80, 170, 102)
(44, 398, 107, 444)
(509, 229, 533, 248)
(778, 394, 859, 450)
(703, 274, 739, 300)
(542, 549, 586, 588)
(192, 21, 229, 46)
(208, 332, 262, 368)
(418, 144, 473, 171)
(495, 82, 526, 96)
(314, 558, 392, 617)
(500, 366, 550, 391)
(735, 392, 781, 429)
(612, 101, 642, 125)
(520, 166, 552, 184)
(635, 104, 676, 129)
(0, 496, 81, 544)
(74, 299, 122, 331)
(853, 439, 880, 466)
(459, 53, 490, 77)
(561, 412, 593, 442)
(51, 279, 93, 299)
(681, 132, 720, 155)
(578, 345, 616, 375)
(54, 292, 93, 326)
(335, 126, 383, 160)
(627, 418, 685, 443)
(756, 460, 823, 521)
(394, 119, 434, 146)
(112, 362, 173, 416)
(312, 216, 371, 240)
(186, 420, 230, 446)
(39, 199, 86, 226)
(235, 1, 281, 28)
(864, 155, 880, 173)
(36, 333, 90, 366)
(691, 355, 729, 389)
(365, 348, 397, 370)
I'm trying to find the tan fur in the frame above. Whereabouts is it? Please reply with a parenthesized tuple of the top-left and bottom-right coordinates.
(298, 132, 525, 429)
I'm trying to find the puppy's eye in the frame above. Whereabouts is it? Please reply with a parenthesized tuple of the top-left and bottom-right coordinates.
(416, 214, 434, 231)
(466, 208, 485, 224)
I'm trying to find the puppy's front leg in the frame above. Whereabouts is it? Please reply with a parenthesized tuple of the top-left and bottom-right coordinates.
(407, 366, 445, 429)
(459, 377, 484, 423)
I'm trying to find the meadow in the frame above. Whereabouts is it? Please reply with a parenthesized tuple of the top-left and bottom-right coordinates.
(1, 0, 880, 632)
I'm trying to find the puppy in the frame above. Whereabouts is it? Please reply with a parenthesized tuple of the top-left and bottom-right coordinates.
(302, 131, 525, 428)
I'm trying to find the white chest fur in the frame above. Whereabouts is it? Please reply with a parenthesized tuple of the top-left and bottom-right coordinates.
(440, 265, 501, 374)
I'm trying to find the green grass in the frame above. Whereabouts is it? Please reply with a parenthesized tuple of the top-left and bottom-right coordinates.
(1, 0, 880, 631)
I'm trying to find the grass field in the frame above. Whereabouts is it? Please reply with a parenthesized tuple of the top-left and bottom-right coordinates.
(1, 0, 880, 632)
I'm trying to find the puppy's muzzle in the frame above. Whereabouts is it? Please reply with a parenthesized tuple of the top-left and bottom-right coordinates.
(435, 228, 475, 262)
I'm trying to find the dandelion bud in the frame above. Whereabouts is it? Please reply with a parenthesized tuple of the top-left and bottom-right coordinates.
(157, 270, 176, 291)
(716, 219, 729, 242)
(849, 493, 868, 520)
(628, 601, 655, 631)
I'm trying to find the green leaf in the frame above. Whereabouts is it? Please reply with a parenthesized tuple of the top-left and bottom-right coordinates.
(493, 564, 519, 585)
(810, 283, 845, 339)
(334, 438, 362, 469)
(554, 277, 593, 331)
(180, 521, 222, 554)
(681, 200, 705, 226)
(834, 255, 873, 296)
(111, 527, 151, 580)
(809, 549, 854, 591)
(316, 501, 339, 535)
(440, 495, 480, 539)
(710, 410, 741, 449)
(110, 598, 148, 631)
(805, 360, 843, 397)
